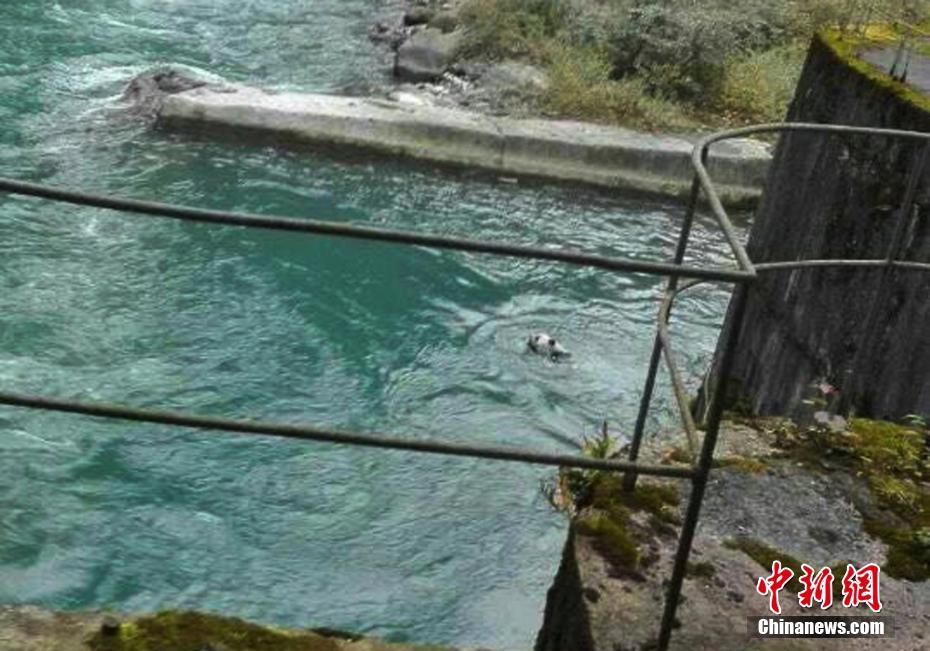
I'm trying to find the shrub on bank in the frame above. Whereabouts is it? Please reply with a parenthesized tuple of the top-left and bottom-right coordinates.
(458, 0, 564, 60)
(456, 0, 928, 129)
(717, 45, 808, 124)
(543, 43, 693, 129)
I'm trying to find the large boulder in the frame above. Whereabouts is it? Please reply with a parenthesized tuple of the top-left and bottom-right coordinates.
(394, 27, 462, 82)
(122, 66, 220, 116)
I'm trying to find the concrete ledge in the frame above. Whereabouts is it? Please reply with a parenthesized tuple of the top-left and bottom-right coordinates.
(130, 69, 771, 205)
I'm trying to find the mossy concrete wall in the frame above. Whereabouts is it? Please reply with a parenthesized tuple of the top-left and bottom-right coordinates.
(717, 31, 930, 419)
(533, 420, 930, 650)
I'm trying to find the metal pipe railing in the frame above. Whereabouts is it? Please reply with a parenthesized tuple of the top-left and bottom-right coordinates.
(2, 122, 929, 651)
(0, 390, 694, 477)
(0, 177, 751, 282)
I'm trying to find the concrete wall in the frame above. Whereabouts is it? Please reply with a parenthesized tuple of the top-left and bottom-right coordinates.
(715, 33, 930, 419)
(127, 69, 771, 206)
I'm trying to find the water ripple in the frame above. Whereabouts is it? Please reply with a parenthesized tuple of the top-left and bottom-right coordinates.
(0, 2, 748, 649)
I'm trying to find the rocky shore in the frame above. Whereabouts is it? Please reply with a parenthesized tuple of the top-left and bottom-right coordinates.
(115, 1, 776, 204)
(368, 0, 551, 117)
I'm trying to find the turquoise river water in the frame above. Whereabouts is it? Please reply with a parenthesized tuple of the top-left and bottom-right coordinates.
(0, 2, 746, 649)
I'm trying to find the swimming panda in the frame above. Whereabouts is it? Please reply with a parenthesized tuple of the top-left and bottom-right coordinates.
(527, 333, 570, 359)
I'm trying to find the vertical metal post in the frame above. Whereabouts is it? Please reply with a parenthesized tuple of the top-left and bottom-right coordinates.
(625, 151, 708, 492)
(656, 282, 751, 650)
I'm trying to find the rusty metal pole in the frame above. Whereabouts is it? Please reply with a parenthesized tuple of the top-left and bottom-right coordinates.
(624, 154, 708, 492)
(656, 281, 751, 650)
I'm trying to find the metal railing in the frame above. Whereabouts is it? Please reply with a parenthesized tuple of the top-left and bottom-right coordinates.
(2, 122, 930, 650)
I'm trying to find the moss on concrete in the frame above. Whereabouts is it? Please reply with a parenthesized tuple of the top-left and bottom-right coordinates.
(724, 538, 854, 601)
(714, 454, 769, 474)
(801, 418, 926, 581)
(757, 416, 930, 581)
(575, 514, 642, 571)
(590, 475, 679, 524)
(574, 475, 680, 576)
(723, 537, 805, 593)
(686, 561, 717, 579)
(87, 611, 345, 651)
(819, 25, 930, 114)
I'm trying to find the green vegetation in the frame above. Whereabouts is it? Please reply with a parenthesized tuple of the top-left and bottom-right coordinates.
(540, 422, 681, 574)
(845, 419, 929, 581)
(661, 445, 770, 473)
(574, 473, 680, 575)
(87, 612, 452, 651)
(724, 537, 805, 592)
(767, 417, 930, 581)
(456, 0, 927, 129)
(724, 538, 850, 599)
(714, 454, 770, 474)
(686, 560, 718, 579)
(575, 511, 643, 570)
(819, 23, 930, 114)
(88, 611, 343, 651)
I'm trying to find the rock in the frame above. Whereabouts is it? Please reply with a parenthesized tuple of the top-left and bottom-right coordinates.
(430, 61, 549, 118)
(394, 27, 462, 82)
(709, 32, 930, 420)
(448, 62, 486, 81)
(368, 21, 407, 50)
(386, 88, 434, 106)
(404, 6, 435, 26)
(122, 67, 217, 116)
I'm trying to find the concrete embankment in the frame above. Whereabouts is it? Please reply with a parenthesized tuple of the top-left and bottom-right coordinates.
(0, 606, 466, 651)
(128, 69, 771, 206)
(535, 420, 930, 650)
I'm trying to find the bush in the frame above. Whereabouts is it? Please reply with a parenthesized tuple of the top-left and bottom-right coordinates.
(456, 0, 930, 129)
(572, 0, 793, 100)
(543, 43, 693, 129)
(458, 0, 564, 60)
(717, 45, 807, 124)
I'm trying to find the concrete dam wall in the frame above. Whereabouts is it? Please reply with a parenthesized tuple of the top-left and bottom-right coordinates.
(714, 31, 930, 419)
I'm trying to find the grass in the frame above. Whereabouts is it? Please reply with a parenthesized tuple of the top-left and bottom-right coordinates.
(543, 423, 681, 574)
(716, 45, 808, 124)
(686, 561, 718, 579)
(714, 454, 770, 474)
(457, 0, 562, 61)
(542, 43, 695, 130)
